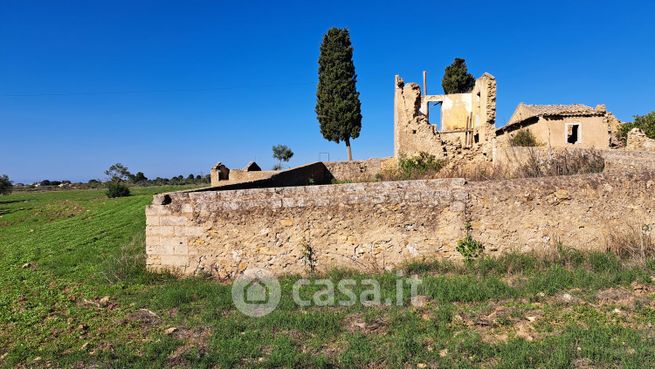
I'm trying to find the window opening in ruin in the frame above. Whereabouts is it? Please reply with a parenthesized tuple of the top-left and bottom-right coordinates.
(566, 123, 580, 144)
(428, 102, 442, 131)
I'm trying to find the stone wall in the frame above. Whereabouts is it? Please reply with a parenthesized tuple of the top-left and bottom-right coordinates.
(146, 178, 468, 278)
(228, 169, 276, 183)
(146, 154, 655, 278)
(323, 158, 392, 182)
(627, 128, 655, 152)
(440, 93, 472, 131)
(467, 171, 655, 254)
(494, 147, 655, 173)
(203, 160, 393, 192)
(199, 162, 333, 192)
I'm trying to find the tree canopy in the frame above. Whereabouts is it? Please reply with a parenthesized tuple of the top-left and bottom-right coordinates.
(0, 175, 12, 195)
(272, 145, 294, 170)
(442, 58, 476, 94)
(315, 27, 362, 161)
(105, 163, 133, 182)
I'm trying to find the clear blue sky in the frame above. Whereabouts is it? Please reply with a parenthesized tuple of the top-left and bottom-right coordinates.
(1, 0, 654, 183)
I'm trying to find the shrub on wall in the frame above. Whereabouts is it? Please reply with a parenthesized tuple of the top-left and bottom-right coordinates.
(509, 129, 539, 147)
(456, 234, 484, 263)
(397, 152, 446, 180)
(106, 182, 130, 198)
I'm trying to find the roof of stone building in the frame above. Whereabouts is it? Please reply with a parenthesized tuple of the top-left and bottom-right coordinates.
(243, 161, 262, 171)
(500, 103, 604, 132)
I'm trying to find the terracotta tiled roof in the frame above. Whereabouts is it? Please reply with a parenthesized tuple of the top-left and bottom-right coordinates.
(502, 103, 603, 130)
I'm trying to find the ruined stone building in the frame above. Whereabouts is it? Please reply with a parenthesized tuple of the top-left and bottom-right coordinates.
(210, 161, 277, 187)
(393, 73, 497, 161)
(496, 103, 621, 148)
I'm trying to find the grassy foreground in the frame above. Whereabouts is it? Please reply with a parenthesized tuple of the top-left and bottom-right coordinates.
(1, 188, 655, 368)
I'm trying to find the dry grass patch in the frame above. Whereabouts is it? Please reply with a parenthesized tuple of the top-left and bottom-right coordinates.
(605, 223, 655, 261)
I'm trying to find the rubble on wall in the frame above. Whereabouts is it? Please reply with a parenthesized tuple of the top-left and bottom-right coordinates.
(627, 128, 655, 152)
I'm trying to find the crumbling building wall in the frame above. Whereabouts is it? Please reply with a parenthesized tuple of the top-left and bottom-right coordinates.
(393, 73, 497, 161)
(393, 76, 447, 159)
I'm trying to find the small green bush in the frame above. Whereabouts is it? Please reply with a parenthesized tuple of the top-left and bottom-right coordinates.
(106, 182, 130, 198)
(397, 152, 446, 179)
(456, 234, 485, 263)
(509, 129, 539, 147)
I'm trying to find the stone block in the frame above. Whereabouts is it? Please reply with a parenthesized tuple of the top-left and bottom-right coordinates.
(145, 235, 160, 247)
(158, 226, 175, 237)
(184, 226, 204, 237)
(181, 203, 194, 214)
(162, 236, 187, 248)
(174, 243, 188, 255)
(161, 255, 188, 267)
(160, 216, 187, 226)
(146, 205, 163, 216)
(145, 226, 160, 237)
(145, 215, 160, 226)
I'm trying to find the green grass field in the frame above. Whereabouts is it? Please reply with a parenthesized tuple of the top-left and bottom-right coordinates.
(1, 188, 655, 368)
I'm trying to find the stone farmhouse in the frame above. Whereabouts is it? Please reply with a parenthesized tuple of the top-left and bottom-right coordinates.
(496, 103, 622, 148)
(145, 69, 655, 279)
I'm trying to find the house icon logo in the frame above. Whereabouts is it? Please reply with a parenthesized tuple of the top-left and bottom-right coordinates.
(244, 279, 269, 304)
(232, 267, 280, 317)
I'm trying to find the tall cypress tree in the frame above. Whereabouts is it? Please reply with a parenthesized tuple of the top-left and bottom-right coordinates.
(441, 58, 476, 94)
(315, 28, 361, 161)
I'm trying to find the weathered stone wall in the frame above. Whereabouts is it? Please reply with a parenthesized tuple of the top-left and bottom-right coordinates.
(440, 93, 472, 131)
(471, 73, 497, 143)
(228, 169, 276, 183)
(323, 158, 392, 182)
(494, 147, 655, 173)
(627, 128, 655, 152)
(199, 162, 333, 192)
(146, 179, 468, 278)
(146, 154, 655, 278)
(210, 165, 275, 187)
(467, 171, 655, 254)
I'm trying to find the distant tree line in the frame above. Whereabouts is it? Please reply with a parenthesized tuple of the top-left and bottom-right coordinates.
(32, 174, 209, 189)
(102, 163, 210, 198)
(102, 163, 209, 186)
(3, 163, 210, 196)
